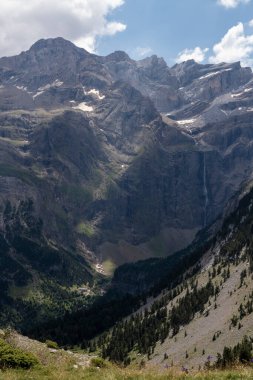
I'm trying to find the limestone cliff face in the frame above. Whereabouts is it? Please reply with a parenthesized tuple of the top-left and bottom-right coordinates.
(1, 37, 253, 277)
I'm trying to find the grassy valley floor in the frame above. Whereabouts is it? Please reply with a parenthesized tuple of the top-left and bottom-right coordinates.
(1, 365, 253, 380)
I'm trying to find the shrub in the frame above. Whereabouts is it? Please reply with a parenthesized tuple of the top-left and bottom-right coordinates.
(91, 357, 107, 368)
(45, 339, 59, 349)
(0, 339, 39, 369)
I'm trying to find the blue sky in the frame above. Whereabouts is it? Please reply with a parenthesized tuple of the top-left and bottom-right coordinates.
(97, 0, 253, 67)
(98, 0, 253, 65)
(1, 0, 253, 67)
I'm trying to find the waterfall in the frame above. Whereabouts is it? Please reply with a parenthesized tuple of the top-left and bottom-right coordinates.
(203, 152, 209, 227)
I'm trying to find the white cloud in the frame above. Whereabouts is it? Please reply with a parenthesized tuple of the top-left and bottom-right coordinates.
(209, 22, 253, 67)
(134, 47, 153, 58)
(217, 0, 250, 8)
(176, 47, 209, 63)
(249, 19, 253, 27)
(0, 0, 126, 57)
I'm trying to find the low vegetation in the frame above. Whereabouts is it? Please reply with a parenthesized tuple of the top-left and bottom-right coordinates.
(0, 339, 39, 370)
(45, 340, 59, 350)
(1, 365, 253, 380)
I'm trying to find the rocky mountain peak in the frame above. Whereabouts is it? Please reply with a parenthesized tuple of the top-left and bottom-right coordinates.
(105, 50, 132, 62)
(172, 58, 198, 67)
(0, 37, 93, 89)
(29, 37, 86, 53)
(25, 37, 89, 65)
(170, 59, 203, 86)
(137, 54, 168, 69)
(170, 59, 252, 95)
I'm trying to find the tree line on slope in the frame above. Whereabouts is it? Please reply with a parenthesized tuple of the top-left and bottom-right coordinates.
(94, 280, 217, 364)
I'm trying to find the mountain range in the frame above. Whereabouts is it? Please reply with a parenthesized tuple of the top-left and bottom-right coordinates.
(1, 38, 253, 366)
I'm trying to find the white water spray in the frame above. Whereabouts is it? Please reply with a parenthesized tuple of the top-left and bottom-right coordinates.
(203, 153, 209, 227)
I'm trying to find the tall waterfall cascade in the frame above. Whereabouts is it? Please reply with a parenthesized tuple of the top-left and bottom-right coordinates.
(203, 153, 209, 227)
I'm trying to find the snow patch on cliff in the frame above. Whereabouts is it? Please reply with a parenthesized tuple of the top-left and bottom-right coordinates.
(73, 102, 93, 112)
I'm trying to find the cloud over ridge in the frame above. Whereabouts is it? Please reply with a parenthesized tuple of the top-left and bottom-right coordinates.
(176, 20, 253, 68)
(0, 0, 126, 57)
(209, 22, 253, 67)
(176, 47, 209, 63)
